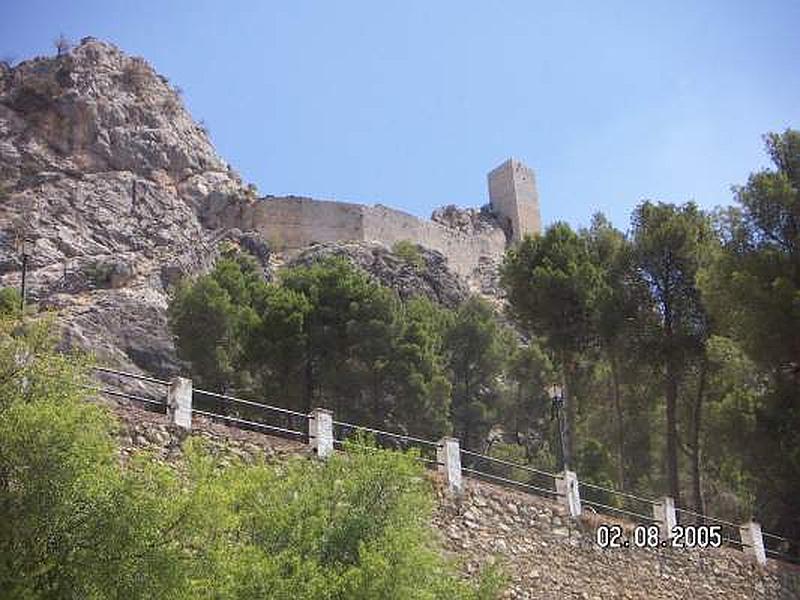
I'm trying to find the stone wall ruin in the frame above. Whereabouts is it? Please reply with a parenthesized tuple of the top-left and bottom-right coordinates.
(201, 159, 542, 280)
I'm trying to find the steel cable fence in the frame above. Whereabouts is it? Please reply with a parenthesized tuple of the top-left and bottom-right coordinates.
(458, 448, 558, 497)
(78, 364, 800, 564)
(332, 420, 442, 467)
(578, 480, 658, 526)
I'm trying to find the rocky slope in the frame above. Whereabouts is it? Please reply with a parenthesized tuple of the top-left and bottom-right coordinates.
(109, 398, 800, 599)
(288, 241, 470, 308)
(0, 38, 477, 377)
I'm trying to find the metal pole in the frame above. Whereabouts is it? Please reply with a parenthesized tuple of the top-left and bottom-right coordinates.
(560, 395, 570, 470)
(553, 395, 566, 471)
(19, 250, 28, 313)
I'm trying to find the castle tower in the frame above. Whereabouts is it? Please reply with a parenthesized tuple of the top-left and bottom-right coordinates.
(487, 158, 541, 242)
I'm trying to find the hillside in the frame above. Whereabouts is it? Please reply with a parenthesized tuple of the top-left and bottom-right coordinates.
(0, 38, 478, 378)
(2, 37, 799, 599)
(112, 398, 800, 599)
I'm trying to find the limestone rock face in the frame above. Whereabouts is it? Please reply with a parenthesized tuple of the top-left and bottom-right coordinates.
(289, 241, 470, 309)
(0, 38, 248, 376)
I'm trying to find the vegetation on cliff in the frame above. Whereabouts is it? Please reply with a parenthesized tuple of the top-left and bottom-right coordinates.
(169, 251, 523, 445)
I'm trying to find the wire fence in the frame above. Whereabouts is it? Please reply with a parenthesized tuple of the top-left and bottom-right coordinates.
(762, 531, 796, 562)
(82, 365, 800, 564)
(674, 505, 744, 549)
(84, 366, 169, 412)
(192, 388, 310, 439)
(459, 448, 558, 497)
(579, 480, 658, 526)
(332, 420, 441, 466)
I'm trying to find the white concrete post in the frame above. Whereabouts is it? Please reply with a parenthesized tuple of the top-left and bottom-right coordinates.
(167, 376, 192, 430)
(309, 408, 334, 458)
(556, 470, 582, 517)
(437, 437, 463, 494)
(740, 520, 767, 565)
(653, 496, 677, 539)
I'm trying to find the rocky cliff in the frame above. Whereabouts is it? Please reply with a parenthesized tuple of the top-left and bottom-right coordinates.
(0, 38, 248, 376)
(0, 38, 479, 377)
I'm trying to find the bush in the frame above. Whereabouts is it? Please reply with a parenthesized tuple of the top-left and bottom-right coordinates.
(0, 287, 21, 316)
(392, 240, 425, 270)
(222, 438, 504, 599)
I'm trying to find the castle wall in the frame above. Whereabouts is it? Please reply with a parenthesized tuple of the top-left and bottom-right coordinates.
(361, 205, 506, 276)
(201, 194, 508, 278)
(248, 196, 365, 248)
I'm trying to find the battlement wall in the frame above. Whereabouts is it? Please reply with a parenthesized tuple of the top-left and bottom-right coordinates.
(361, 205, 506, 276)
(201, 194, 508, 278)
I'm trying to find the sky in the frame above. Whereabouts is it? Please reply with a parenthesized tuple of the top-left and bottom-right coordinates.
(2, 1, 799, 230)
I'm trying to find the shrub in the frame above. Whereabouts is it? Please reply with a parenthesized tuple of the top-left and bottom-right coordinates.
(0, 287, 20, 316)
(392, 240, 425, 270)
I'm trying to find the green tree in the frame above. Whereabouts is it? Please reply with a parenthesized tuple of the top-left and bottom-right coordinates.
(631, 201, 713, 504)
(169, 275, 242, 391)
(0, 316, 227, 597)
(699, 129, 800, 540)
(168, 250, 264, 392)
(388, 297, 454, 439)
(172, 254, 464, 437)
(280, 257, 400, 423)
(246, 285, 313, 412)
(0, 314, 504, 598)
(583, 214, 655, 489)
(501, 223, 607, 468)
(504, 340, 555, 463)
(445, 296, 512, 450)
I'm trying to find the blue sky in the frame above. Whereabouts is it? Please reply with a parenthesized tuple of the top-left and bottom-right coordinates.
(3, 1, 799, 230)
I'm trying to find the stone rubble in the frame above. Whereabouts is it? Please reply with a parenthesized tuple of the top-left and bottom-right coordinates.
(433, 479, 800, 599)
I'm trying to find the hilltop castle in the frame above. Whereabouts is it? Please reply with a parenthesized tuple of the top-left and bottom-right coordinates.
(203, 158, 541, 278)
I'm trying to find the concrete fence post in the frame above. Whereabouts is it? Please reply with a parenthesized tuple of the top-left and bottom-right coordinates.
(167, 376, 192, 430)
(309, 408, 334, 458)
(740, 520, 767, 565)
(437, 437, 463, 494)
(653, 496, 677, 539)
(556, 470, 582, 517)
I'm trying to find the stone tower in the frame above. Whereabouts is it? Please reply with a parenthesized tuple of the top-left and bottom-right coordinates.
(487, 158, 541, 242)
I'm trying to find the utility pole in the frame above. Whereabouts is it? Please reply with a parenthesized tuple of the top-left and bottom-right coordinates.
(14, 226, 31, 315)
(19, 246, 28, 313)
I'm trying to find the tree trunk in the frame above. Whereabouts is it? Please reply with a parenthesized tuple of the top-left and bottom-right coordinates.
(665, 355, 681, 504)
(562, 363, 575, 471)
(691, 357, 707, 518)
(664, 297, 681, 504)
(303, 338, 314, 414)
(610, 353, 626, 489)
